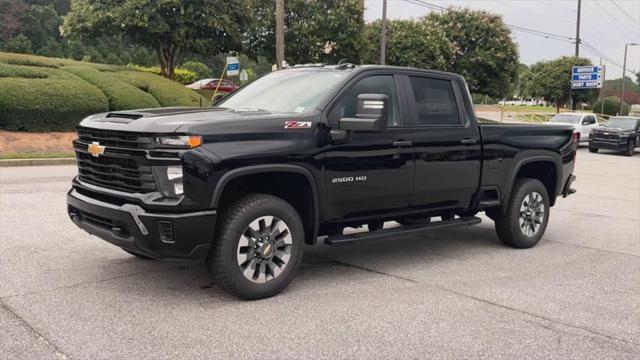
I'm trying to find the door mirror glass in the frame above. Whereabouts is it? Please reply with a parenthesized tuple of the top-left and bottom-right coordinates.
(339, 94, 388, 132)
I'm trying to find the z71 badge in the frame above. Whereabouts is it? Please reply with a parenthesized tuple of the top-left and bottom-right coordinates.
(284, 121, 312, 129)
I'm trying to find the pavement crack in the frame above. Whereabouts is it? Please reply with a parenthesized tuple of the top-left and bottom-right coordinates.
(0, 266, 187, 300)
(0, 300, 69, 359)
(543, 239, 640, 258)
(318, 255, 640, 348)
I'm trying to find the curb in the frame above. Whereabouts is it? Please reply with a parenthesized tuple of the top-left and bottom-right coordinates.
(0, 158, 76, 167)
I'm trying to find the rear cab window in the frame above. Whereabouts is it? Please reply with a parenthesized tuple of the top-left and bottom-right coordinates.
(408, 76, 461, 126)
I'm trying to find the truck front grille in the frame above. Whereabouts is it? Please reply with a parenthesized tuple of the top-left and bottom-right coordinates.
(75, 151, 157, 193)
(77, 127, 154, 149)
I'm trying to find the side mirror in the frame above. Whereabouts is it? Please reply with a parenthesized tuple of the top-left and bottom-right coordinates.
(339, 94, 388, 132)
(211, 94, 225, 105)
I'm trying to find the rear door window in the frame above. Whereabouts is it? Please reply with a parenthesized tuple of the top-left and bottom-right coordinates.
(409, 76, 461, 125)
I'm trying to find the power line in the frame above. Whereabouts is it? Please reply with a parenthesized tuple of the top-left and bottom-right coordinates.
(591, 0, 640, 38)
(609, 0, 640, 26)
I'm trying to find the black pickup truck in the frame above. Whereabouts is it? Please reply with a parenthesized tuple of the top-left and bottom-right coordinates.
(588, 116, 640, 156)
(67, 64, 577, 299)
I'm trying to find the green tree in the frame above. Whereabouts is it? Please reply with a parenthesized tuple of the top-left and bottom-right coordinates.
(246, 0, 364, 65)
(424, 8, 519, 98)
(63, 0, 252, 79)
(20, 4, 62, 51)
(360, 19, 454, 70)
(182, 60, 210, 79)
(4, 34, 32, 53)
(521, 56, 598, 113)
(0, 0, 26, 44)
(592, 96, 629, 116)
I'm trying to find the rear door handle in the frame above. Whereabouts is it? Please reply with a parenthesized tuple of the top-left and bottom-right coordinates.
(460, 138, 478, 145)
(393, 140, 413, 147)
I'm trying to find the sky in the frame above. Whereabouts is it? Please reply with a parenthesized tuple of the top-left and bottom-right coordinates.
(364, 0, 640, 80)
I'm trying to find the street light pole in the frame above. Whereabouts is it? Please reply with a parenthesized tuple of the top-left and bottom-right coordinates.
(620, 43, 639, 115)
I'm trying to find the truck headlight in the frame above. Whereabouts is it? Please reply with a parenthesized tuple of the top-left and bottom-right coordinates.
(155, 135, 202, 148)
(153, 165, 184, 198)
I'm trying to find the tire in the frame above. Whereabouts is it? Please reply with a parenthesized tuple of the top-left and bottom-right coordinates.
(209, 194, 304, 300)
(625, 140, 635, 157)
(123, 249, 155, 260)
(494, 178, 550, 249)
(588, 146, 598, 153)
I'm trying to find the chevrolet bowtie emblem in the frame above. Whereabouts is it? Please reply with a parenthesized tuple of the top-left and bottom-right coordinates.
(87, 141, 106, 157)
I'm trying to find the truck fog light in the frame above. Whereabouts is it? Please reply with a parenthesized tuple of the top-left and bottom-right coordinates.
(153, 166, 184, 198)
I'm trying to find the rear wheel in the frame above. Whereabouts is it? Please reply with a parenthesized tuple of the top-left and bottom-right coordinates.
(209, 194, 304, 300)
(625, 140, 635, 157)
(588, 146, 598, 153)
(494, 178, 550, 249)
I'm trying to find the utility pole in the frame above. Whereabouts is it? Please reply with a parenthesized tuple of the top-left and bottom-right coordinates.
(571, 0, 581, 110)
(600, 58, 605, 115)
(620, 43, 638, 115)
(275, 0, 285, 69)
(380, 0, 387, 65)
(574, 0, 581, 56)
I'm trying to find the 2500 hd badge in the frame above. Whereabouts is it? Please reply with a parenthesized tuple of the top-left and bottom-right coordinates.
(67, 64, 577, 300)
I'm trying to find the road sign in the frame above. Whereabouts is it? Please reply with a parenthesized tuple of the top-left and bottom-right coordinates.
(239, 69, 248, 82)
(226, 56, 239, 76)
(571, 66, 602, 89)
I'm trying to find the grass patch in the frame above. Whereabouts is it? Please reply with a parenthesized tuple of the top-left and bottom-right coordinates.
(0, 151, 75, 159)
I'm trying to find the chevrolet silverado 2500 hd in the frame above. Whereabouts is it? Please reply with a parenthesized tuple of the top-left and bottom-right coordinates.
(67, 65, 577, 299)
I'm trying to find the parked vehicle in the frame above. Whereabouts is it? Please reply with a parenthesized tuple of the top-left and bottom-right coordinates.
(186, 78, 239, 93)
(545, 113, 598, 143)
(588, 116, 640, 156)
(67, 65, 577, 299)
(498, 97, 547, 106)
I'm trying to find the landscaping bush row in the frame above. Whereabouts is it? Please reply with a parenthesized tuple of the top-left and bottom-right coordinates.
(127, 64, 198, 85)
(0, 52, 206, 131)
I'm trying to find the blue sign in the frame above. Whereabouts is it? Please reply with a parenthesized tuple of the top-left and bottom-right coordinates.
(571, 65, 603, 89)
(572, 66, 602, 74)
(226, 56, 240, 76)
(572, 73, 601, 81)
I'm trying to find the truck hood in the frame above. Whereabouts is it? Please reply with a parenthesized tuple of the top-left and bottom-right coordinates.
(78, 107, 305, 133)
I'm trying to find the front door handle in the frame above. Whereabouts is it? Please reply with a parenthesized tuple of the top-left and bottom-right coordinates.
(460, 138, 478, 145)
(393, 140, 413, 147)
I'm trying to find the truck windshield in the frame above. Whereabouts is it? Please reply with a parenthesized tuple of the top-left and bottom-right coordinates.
(549, 114, 581, 124)
(604, 117, 638, 130)
(217, 69, 349, 114)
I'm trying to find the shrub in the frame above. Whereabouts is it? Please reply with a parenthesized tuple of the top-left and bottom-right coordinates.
(63, 65, 160, 110)
(116, 71, 205, 107)
(592, 96, 629, 116)
(127, 64, 198, 85)
(0, 70, 108, 131)
(0, 63, 50, 78)
(182, 60, 210, 79)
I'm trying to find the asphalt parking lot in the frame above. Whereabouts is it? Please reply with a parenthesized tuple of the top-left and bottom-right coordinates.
(1, 148, 639, 359)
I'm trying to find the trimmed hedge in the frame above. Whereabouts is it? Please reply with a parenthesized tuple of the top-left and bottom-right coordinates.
(116, 71, 204, 107)
(127, 64, 198, 85)
(0, 52, 206, 131)
(63, 66, 161, 110)
(0, 77, 108, 132)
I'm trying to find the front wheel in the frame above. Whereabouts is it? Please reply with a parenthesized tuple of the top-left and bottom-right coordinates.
(209, 194, 304, 300)
(625, 140, 636, 157)
(588, 146, 598, 153)
(494, 178, 550, 249)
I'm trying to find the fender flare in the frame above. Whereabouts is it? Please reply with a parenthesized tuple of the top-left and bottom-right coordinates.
(502, 155, 562, 211)
(210, 164, 320, 244)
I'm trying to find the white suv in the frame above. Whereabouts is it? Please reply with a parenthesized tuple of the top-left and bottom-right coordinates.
(545, 113, 598, 143)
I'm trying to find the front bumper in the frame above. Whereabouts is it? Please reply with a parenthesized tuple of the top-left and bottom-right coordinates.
(67, 189, 216, 259)
(589, 138, 628, 151)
